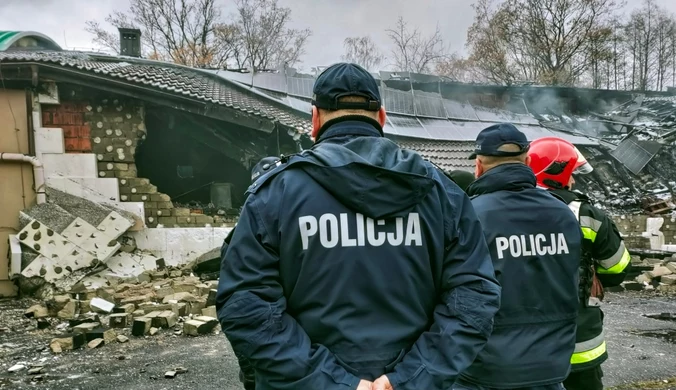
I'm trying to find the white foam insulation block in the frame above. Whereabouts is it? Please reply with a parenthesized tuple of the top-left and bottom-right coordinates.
(61, 217, 120, 262)
(97, 211, 133, 240)
(8, 235, 22, 277)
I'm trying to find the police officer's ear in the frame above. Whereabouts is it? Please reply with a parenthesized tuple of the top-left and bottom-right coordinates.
(377, 106, 387, 128)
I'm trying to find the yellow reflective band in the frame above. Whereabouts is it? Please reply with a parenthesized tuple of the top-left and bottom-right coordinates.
(597, 249, 631, 275)
(571, 341, 607, 365)
(581, 227, 597, 242)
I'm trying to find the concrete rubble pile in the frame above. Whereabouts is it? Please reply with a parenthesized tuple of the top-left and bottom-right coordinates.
(22, 270, 223, 355)
(609, 255, 676, 294)
(8, 188, 165, 298)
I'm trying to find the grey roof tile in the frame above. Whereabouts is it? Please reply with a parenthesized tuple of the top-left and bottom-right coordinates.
(0, 50, 312, 133)
(395, 138, 475, 172)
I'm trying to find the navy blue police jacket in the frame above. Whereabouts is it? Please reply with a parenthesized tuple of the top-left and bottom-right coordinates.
(461, 163, 582, 388)
(216, 118, 501, 390)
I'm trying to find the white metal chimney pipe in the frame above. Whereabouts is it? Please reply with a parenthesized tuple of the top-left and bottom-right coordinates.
(0, 152, 46, 204)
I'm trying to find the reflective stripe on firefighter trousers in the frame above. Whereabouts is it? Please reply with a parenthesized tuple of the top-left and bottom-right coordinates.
(568, 201, 607, 365)
(571, 329, 606, 365)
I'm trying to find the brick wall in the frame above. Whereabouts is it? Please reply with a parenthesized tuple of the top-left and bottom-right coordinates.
(42, 86, 227, 228)
(42, 102, 92, 153)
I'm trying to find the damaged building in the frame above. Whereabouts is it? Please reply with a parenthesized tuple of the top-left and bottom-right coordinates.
(0, 30, 311, 298)
(3, 28, 676, 299)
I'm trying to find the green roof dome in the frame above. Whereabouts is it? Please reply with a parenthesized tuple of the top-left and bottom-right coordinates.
(0, 31, 62, 51)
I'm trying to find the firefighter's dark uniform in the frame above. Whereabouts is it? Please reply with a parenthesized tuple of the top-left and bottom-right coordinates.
(551, 189, 632, 390)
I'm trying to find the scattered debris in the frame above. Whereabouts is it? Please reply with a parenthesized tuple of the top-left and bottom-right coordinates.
(644, 313, 676, 321)
(165, 370, 177, 378)
(612, 257, 676, 294)
(87, 338, 105, 349)
(91, 297, 115, 313)
(116, 335, 129, 343)
(8, 364, 26, 373)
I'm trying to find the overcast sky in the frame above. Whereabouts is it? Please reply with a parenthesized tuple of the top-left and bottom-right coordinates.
(2, 0, 676, 71)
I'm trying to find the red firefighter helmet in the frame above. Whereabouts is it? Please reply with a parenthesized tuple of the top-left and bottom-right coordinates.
(527, 137, 579, 189)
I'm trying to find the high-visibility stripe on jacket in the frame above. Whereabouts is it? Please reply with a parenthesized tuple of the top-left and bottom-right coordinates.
(557, 190, 631, 371)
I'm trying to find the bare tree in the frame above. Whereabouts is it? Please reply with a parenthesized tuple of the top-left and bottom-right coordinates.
(85, 0, 224, 67)
(385, 17, 447, 73)
(341, 36, 385, 71)
(229, 0, 311, 70)
(467, 0, 620, 86)
(85, 0, 311, 70)
(435, 53, 478, 82)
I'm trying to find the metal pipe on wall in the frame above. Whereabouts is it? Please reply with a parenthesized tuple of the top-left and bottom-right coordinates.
(0, 152, 46, 204)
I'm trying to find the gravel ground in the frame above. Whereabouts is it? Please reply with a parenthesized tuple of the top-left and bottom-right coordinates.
(0, 292, 674, 390)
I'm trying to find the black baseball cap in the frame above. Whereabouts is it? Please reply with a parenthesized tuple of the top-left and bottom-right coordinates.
(312, 63, 382, 111)
(468, 123, 530, 159)
(250, 156, 280, 183)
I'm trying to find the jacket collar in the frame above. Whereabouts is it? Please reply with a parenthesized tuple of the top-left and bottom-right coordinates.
(315, 116, 383, 144)
(467, 163, 536, 196)
(549, 188, 589, 203)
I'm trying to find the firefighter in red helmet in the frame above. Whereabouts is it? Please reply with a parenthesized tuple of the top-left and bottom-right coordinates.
(528, 136, 631, 390)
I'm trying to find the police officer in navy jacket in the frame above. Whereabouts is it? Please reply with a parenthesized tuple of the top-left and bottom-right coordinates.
(456, 123, 583, 390)
(216, 62, 501, 390)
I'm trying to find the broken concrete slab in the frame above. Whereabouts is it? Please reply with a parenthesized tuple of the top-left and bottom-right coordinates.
(69, 313, 100, 327)
(50, 333, 86, 353)
(666, 262, 676, 273)
(113, 303, 135, 314)
(109, 313, 132, 328)
(201, 306, 217, 319)
(157, 311, 177, 328)
(132, 317, 152, 337)
(162, 292, 198, 304)
(73, 322, 100, 334)
(87, 338, 105, 349)
(24, 305, 49, 319)
(120, 293, 154, 306)
(648, 265, 673, 278)
(189, 246, 221, 277)
(662, 274, 676, 285)
(85, 328, 116, 344)
(193, 316, 218, 327)
(183, 320, 210, 336)
(206, 289, 217, 307)
(188, 298, 207, 315)
(116, 335, 129, 343)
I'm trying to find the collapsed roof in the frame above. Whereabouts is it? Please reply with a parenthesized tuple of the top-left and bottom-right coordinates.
(2, 44, 676, 214)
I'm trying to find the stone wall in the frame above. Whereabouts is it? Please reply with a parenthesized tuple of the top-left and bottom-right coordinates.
(40, 85, 229, 228)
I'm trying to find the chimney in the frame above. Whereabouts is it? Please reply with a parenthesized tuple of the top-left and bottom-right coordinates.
(118, 28, 142, 58)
